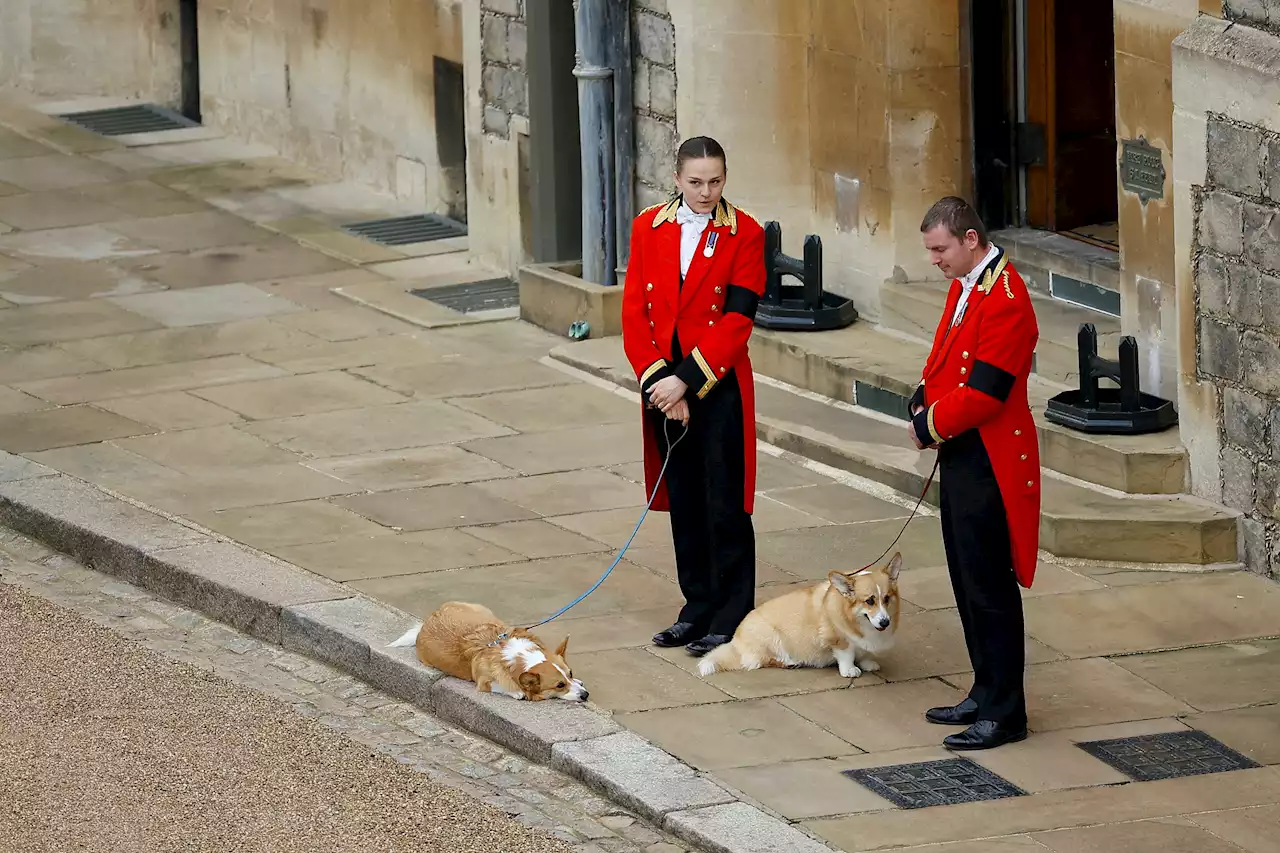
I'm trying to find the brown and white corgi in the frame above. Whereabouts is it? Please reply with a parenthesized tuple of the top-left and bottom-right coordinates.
(388, 601, 588, 702)
(697, 552, 903, 678)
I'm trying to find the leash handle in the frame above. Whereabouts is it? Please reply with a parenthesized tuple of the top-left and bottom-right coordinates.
(522, 417, 688, 632)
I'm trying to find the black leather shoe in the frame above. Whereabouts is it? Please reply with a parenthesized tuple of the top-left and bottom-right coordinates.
(943, 720, 1028, 751)
(925, 697, 979, 726)
(686, 633, 732, 657)
(652, 622, 704, 648)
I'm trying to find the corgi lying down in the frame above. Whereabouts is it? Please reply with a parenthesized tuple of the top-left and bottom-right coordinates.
(388, 601, 588, 702)
(698, 552, 902, 678)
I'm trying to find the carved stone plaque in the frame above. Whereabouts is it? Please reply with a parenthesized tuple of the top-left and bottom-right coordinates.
(1120, 136, 1166, 203)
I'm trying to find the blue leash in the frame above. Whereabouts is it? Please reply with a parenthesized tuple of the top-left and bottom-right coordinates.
(522, 417, 688, 633)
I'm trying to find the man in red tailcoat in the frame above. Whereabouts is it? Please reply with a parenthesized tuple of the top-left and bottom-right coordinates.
(909, 196, 1041, 751)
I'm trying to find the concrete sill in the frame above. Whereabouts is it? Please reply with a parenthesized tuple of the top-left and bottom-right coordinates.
(518, 260, 624, 338)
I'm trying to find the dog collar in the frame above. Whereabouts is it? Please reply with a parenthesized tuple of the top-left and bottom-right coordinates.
(488, 631, 510, 648)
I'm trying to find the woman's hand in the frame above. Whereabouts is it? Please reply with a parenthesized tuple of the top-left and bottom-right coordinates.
(648, 376, 688, 412)
(666, 398, 690, 426)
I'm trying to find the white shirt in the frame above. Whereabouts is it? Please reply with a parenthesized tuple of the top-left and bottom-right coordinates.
(951, 243, 1001, 326)
(676, 201, 712, 278)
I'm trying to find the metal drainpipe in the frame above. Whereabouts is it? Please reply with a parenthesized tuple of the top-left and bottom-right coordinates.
(573, 0, 617, 286)
(611, 0, 635, 272)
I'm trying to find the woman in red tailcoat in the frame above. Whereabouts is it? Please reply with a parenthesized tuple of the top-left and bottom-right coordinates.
(620, 136, 765, 658)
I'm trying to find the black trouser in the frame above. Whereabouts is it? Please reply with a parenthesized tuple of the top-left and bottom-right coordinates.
(938, 430, 1027, 728)
(647, 369, 756, 637)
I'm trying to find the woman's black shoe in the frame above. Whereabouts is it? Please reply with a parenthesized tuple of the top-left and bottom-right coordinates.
(652, 622, 704, 648)
(686, 633, 732, 657)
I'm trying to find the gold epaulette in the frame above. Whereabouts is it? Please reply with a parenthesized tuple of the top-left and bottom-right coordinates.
(649, 197, 680, 227)
(976, 254, 1010, 295)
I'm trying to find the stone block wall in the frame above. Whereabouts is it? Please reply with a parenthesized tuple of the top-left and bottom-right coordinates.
(480, 0, 528, 138)
(1223, 0, 1280, 34)
(1194, 114, 1280, 579)
(632, 0, 677, 211)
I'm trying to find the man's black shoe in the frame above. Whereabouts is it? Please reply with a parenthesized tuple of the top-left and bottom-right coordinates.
(925, 697, 979, 726)
(652, 622, 704, 648)
(943, 720, 1028, 751)
(686, 633, 732, 657)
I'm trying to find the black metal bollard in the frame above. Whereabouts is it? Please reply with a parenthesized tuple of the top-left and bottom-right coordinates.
(1046, 323, 1177, 434)
(755, 221, 859, 331)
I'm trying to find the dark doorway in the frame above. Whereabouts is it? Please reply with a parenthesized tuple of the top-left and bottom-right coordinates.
(526, 0, 582, 264)
(179, 0, 200, 122)
(433, 56, 468, 223)
(969, 0, 1018, 232)
(971, 0, 1119, 245)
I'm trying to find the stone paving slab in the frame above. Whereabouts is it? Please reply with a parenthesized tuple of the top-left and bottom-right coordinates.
(0, 258, 165, 304)
(0, 298, 160, 346)
(0, 188, 128, 230)
(0, 404, 154, 453)
(57, 316, 319, 368)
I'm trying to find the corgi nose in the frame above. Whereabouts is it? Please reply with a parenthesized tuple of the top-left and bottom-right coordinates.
(579, 688, 590, 701)
(874, 618, 891, 631)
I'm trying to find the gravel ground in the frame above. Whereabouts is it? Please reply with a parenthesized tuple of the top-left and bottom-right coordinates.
(0, 582, 583, 853)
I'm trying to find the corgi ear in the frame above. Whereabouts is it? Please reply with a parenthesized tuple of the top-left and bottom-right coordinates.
(828, 570, 853, 595)
(887, 552, 903, 581)
(555, 635, 570, 658)
(518, 670, 541, 695)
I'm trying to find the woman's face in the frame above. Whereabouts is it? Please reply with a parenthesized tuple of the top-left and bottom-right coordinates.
(674, 156, 726, 214)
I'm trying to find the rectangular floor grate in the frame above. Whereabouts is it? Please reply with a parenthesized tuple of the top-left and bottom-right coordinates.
(843, 758, 1026, 810)
(342, 214, 467, 246)
(56, 103, 199, 136)
(1076, 730, 1260, 782)
(412, 278, 519, 314)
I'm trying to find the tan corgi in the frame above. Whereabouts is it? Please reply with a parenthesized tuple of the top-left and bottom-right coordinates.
(388, 601, 588, 702)
(697, 552, 903, 678)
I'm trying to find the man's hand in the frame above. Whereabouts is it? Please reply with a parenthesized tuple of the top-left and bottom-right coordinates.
(666, 398, 690, 426)
(908, 421, 927, 450)
(907, 420, 937, 451)
(910, 404, 925, 416)
(648, 375, 688, 412)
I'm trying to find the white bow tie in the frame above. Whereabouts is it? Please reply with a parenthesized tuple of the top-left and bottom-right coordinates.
(676, 204, 712, 227)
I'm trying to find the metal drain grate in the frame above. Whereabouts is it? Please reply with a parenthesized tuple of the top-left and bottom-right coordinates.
(843, 759, 1025, 810)
(1076, 730, 1260, 782)
(343, 214, 467, 246)
(412, 278, 519, 314)
(57, 103, 199, 136)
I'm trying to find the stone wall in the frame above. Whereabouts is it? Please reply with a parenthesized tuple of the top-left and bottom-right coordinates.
(197, 0, 465, 216)
(1223, 0, 1280, 33)
(0, 0, 181, 105)
(480, 0, 527, 138)
(632, 0, 678, 212)
(1194, 114, 1280, 579)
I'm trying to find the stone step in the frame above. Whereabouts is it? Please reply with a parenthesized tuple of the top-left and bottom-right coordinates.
(746, 324, 1188, 495)
(546, 339, 1237, 567)
(880, 276, 1124, 388)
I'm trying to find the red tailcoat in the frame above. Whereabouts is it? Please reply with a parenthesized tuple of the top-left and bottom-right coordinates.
(910, 253, 1042, 588)
(621, 197, 766, 514)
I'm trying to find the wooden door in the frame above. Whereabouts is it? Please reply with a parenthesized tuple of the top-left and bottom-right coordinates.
(1023, 0, 1118, 232)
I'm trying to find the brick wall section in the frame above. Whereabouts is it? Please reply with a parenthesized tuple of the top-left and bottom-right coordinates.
(1195, 114, 1280, 579)
(632, 0, 678, 212)
(481, 0, 528, 138)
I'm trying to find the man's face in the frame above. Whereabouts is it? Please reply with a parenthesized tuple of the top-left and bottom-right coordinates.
(922, 224, 981, 279)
